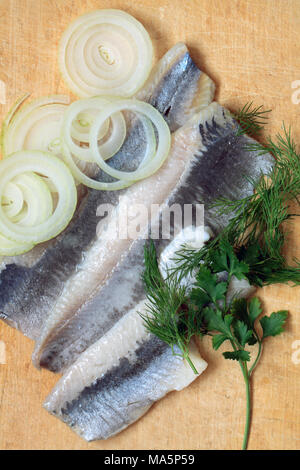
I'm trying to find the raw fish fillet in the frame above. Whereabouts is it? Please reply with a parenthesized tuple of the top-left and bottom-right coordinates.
(0, 43, 214, 339)
(36, 102, 274, 374)
(44, 102, 273, 441)
(136, 42, 215, 131)
(44, 303, 207, 441)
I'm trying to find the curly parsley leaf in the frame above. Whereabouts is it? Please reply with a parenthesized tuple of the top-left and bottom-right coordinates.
(189, 288, 210, 310)
(233, 320, 253, 347)
(212, 334, 229, 350)
(210, 238, 249, 280)
(260, 311, 288, 338)
(194, 267, 227, 304)
(223, 350, 251, 361)
(248, 297, 262, 326)
(230, 298, 257, 345)
(203, 308, 234, 338)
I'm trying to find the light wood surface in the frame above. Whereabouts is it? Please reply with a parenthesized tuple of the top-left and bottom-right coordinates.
(0, 0, 299, 450)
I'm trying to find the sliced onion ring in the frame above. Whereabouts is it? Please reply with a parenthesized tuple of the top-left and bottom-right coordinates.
(61, 107, 157, 190)
(61, 96, 126, 162)
(0, 93, 30, 156)
(1, 95, 70, 157)
(90, 100, 171, 182)
(0, 233, 33, 256)
(58, 9, 153, 97)
(0, 151, 77, 244)
(71, 110, 110, 143)
(9, 173, 53, 227)
(61, 141, 132, 191)
(2, 182, 24, 218)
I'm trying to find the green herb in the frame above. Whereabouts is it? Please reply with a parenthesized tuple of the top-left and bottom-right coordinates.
(232, 101, 271, 136)
(141, 241, 205, 374)
(140, 104, 298, 450)
(214, 125, 300, 254)
(172, 124, 300, 287)
(142, 240, 288, 450)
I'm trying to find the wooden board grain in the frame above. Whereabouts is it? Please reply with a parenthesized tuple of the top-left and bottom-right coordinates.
(0, 0, 300, 450)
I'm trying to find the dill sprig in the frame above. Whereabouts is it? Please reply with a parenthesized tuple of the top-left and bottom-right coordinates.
(232, 101, 271, 136)
(141, 239, 288, 450)
(140, 104, 300, 450)
(172, 124, 300, 286)
(218, 124, 300, 251)
(141, 241, 204, 374)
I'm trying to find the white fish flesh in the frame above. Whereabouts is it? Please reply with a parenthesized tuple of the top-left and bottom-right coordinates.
(0, 43, 215, 339)
(44, 302, 207, 441)
(35, 102, 274, 374)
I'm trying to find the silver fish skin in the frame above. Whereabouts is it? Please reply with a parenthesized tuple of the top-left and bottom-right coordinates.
(44, 103, 273, 441)
(44, 302, 207, 441)
(136, 42, 215, 132)
(0, 43, 214, 340)
(35, 102, 274, 373)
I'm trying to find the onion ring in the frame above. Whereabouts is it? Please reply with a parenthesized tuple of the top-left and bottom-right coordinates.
(0, 150, 77, 244)
(89, 99, 171, 182)
(58, 9, 153, 97)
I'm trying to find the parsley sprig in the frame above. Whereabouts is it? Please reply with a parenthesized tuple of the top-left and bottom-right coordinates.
(140, 104, 298, 450)
(142, 239, 288, 450)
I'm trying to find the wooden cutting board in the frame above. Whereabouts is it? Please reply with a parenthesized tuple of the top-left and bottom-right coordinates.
(0, 0, 299, 450)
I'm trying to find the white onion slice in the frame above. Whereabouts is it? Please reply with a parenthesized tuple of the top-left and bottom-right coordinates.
(0, 151, 77, 244)
(70, 110, 109, 143)
(61, 106, 157, 190)
(0, 93, 30, 156)
(61, 96, 126, 163)
(9, 173, 53, 227)
(1, 95, 70, 157)
(61, 142, 132, 191)
(0, 233, 33, 256)
(90, 100, 171, 182)
(58, 9, 153, 97)
(2, 182, 24, 219)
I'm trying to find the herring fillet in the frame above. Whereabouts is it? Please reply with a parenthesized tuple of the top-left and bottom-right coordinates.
(44, 302, 207, 441)
(33, 106, 213, 371)
(0, 43, 214, 340)
(44, 102, 273, 441)
(136, 42, 215, 131)
(35, 102, 274, 373)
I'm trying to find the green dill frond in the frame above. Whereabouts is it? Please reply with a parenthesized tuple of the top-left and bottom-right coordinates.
(139, 105, 296, 451)
(169, 244, 210, 282)
(140, 241, 203, 374)
(232, 102, 271, 137)
(171, 124, 300, 286)
(227, 124, 300, 256)
(142, 241, 187, 347)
